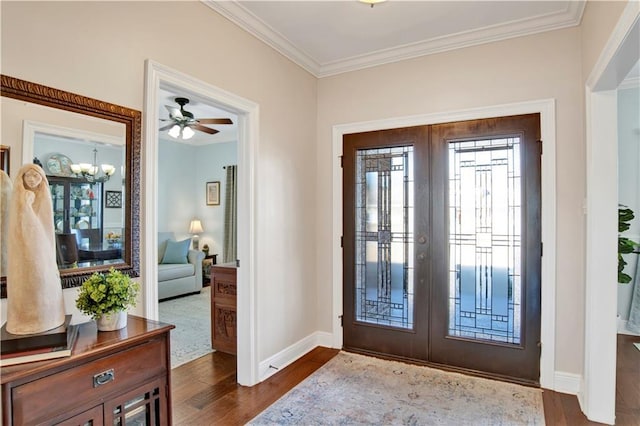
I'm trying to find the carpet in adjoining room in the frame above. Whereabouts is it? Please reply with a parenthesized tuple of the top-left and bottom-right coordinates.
(158, 287, 212, 369)
(249, 351, 545, 425)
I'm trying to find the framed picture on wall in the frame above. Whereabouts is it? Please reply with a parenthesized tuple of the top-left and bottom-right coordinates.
(206, 181, 220, 206)
(105, 190, 122, 208)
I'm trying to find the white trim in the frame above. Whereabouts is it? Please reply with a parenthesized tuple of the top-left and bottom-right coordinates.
(258, 331, 334, 382)
(204, 1, 584, 78)
(619, 76, 640, 91)
(583, 3, 640, 424)
(331, 99, 557, 388)
(586, 2, 640, 91)
(143, 60, 260, 386)
(617, 317, 640, 336)
(22, 120, 123, 165)
(554, 372, 582, 395)
(583, 90, 618, 425)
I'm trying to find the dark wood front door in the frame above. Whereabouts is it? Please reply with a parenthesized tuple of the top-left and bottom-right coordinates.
(342, 114, 542, 384)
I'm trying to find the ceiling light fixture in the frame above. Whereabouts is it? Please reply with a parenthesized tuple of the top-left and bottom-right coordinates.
(70, 147, 115, 182)
(168, 124, 195, 140)
(359, 0, 386, 8)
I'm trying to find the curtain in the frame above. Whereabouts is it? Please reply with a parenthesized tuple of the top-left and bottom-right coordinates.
(223, 165, 237, 264)
(627, 254, 640, 333)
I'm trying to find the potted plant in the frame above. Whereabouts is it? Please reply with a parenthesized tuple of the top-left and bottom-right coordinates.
(75, 268, 140, 331)
(619, 205, 639, 284)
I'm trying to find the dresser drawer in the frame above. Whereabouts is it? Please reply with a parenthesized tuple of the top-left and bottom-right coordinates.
(11, 337, 167, 425)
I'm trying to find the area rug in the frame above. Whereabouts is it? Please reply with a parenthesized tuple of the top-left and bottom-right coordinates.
(158, 287, 213, 369)
(249, 351, 545, 425)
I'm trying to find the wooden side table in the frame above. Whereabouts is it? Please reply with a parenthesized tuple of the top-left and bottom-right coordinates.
(1, 316, 174, 425)
(202, 254, 218, 286)
(211, 264, 237, 354)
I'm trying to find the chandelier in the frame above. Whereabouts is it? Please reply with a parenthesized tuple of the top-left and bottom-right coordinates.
(70, 148, 115, 182)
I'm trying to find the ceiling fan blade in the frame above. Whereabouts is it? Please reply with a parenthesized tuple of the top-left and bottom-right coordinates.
(197, 118, 233, 125)
(165, 105, 183, 120)
(193, 124, 220, 135)
(159, 123, 175, 131)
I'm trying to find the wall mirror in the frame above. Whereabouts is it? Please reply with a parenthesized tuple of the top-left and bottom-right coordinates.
(0, 75, 141, 297)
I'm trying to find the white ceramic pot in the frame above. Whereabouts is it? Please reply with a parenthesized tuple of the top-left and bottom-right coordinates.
(96, 311, 128, 331)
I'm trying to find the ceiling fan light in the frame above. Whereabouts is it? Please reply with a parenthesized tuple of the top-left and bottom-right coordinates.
(168, 124, 181, 138)
(182, 126, 195, 140)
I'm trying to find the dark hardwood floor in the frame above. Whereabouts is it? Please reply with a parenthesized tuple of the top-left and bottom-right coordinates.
(171, 335, 639, 425)
(171, 347, 340, 425)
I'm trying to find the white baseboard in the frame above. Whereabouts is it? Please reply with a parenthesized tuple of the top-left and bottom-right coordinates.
(617, 317, 640, 336)
(258, 331, 334, 382)
(553, 371, 582, 395)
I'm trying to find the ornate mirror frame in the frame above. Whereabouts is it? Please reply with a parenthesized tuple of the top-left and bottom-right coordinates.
(0, 75, 141, 296)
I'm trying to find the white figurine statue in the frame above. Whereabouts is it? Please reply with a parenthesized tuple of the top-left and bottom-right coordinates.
(6, 164, 65, 334)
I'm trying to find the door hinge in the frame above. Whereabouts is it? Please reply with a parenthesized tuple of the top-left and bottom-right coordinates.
(236, 259, 240, 267)
(340, 155, 344, 168)
(340, 236, 344, 248)
(540, 242, 543, 257)
(339, 315, 343, 327)
(537, 139, 543, 155)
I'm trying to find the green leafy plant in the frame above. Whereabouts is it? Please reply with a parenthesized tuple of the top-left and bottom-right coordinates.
(618, 206, 639, 284)
(75, 268, 140, 319)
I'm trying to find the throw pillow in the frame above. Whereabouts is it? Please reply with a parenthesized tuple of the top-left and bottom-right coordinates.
(161, 238, 191, 264)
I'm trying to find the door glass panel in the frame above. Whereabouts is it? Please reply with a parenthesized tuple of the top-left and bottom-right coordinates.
(448, 137, 521, 344)
(355, 146, 414, 329)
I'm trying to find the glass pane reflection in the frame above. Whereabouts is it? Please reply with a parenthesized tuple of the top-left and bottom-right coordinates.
(448, 137, 522, 344)
(354, 146, 414, 329)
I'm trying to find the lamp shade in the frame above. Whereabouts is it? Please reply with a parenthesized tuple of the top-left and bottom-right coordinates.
(189, 219, 204, 234)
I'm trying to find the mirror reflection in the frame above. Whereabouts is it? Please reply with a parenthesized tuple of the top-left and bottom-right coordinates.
(33, 130, 126, 269)
(1, 74, 141, 296)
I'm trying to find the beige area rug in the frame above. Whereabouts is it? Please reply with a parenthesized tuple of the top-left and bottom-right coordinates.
(158, 287, 213, 369)
(249, 351, 545, 425)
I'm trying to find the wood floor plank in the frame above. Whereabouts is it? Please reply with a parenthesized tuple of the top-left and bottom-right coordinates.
(542, 390, 568, 425)
(171, 337, 638, 426)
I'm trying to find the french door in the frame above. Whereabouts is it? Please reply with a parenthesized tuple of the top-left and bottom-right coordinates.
(342, 114, 541, 384)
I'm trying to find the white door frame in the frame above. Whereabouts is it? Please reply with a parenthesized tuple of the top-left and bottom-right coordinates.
(143, 60, 260, 386)
(332, 99, 557, 388)
(582, 3, 640, 424)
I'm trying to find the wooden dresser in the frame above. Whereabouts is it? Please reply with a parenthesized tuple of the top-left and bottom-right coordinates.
(1, 316, 174, 425)
(211, 264, 237, 355)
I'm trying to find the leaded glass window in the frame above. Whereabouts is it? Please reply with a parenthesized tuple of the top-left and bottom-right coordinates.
(354, 146, 414, 329)
(448, 137, 522, 344)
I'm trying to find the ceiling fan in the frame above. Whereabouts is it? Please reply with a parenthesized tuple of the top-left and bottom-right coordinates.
(159, 97, 233, 139)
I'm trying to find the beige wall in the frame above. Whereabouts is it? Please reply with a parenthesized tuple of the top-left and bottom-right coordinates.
(581, 0, 628, 82)
(1, 0, 629, 381)
(1, 1, 318, 361)
(316, 28, 585, 374)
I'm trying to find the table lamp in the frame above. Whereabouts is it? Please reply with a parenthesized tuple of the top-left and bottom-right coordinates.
(189, 219, 204, 250)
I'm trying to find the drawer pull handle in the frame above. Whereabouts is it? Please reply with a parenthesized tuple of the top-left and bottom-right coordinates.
(93, 369, 115, 387)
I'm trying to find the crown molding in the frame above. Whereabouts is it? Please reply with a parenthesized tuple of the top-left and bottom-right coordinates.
(202, 0, 321, 76)
(203, 0, 585, 78)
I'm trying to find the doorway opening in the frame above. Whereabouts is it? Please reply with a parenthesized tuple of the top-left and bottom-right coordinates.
(583, 4, 640, 422)
(143, 60, 260, 386)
